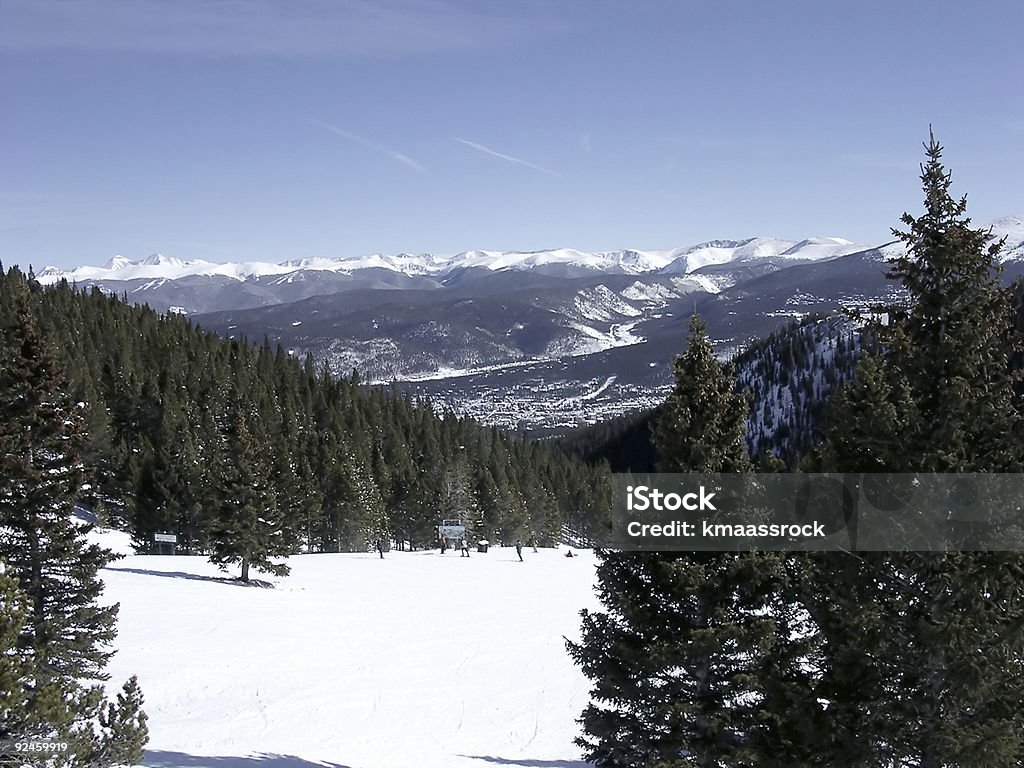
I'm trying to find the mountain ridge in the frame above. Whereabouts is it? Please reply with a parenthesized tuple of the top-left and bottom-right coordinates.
(37, 212, 1024, 299)
(38, 233, 872, 286)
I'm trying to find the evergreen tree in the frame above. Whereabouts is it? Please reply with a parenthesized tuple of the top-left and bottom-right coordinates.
(570, 314, 804, 766)
(816, 131, 1024, 766)
(652, 315, 750, 473)
(208, 405, 292, 582)
(880, 129, 1023, 471)
(0, 290, 147, 765)
(0, 292, 113, 681)
(95, 676, 149, 767)
(819, 349, 919, 473)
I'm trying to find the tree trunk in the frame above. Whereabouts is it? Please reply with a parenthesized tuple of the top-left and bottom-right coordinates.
(240, 557, 249, 583)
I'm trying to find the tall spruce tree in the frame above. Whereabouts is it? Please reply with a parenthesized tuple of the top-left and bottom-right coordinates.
(881, 129, 1023, 471)
(570, 314, 807, 766)
(816, 131, 1024, 766)
(0, 289, 148, 765)
(208, 404, 292, 582)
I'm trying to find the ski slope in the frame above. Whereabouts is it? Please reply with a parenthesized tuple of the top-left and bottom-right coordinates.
(92, 527, 601, 768)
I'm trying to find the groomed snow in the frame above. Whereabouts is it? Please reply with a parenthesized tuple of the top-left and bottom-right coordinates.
(90, 526, 601, 768)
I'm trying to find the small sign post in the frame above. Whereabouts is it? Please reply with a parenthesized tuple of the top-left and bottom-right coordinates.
(437, 519, 466, 550)
(154, 532, 177, 555)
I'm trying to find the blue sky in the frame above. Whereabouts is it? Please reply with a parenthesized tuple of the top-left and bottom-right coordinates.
(2, 0, 1022, 272)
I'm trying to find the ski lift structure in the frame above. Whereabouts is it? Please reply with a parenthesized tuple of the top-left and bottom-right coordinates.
(437, 519, 466, 551)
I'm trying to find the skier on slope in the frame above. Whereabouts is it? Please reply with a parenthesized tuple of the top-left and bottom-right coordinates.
(515, 540, 523, 562)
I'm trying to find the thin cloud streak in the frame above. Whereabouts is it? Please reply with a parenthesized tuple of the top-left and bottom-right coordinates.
(455, 138, 559, 177)
(312, 120, 425, 173)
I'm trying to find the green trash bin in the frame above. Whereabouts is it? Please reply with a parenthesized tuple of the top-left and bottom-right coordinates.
(477, 540, 489, 553)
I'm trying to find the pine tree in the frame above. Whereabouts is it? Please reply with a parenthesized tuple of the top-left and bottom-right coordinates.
(881, 129, 1023, 472)
(570, 314, 806, 766)
(652, 315, 750, 473)
(208, 405, 292, 582)
(95, 676, 149, 767)
(820, 349, 919, 473)
(0, 289, 148, 765)
(816, 131, 1024, 766)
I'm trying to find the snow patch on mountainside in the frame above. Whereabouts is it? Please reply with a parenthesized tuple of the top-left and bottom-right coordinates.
(779, 237, 863, 260)
(620, 281, 677, 303)
(658, 236, 868, 275)
(989, 214, 1024, 261)
(572, 285, 643, 322)
(675, 273, 734, 293)
(563, 320, 642, 350)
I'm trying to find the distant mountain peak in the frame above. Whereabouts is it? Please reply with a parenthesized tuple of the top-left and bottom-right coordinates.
(141, 253, 187, 267)
(683, 238, 755, 254)
(104, 255, 133, 270)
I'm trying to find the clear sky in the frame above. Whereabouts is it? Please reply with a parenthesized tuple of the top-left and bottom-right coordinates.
(2, 0, 1022, 272)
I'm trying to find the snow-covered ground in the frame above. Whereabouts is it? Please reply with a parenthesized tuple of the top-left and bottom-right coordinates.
(91, 526, 601, 768)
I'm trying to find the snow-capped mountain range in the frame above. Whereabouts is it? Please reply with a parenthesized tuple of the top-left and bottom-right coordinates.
(40, 235, 870, 286)
(35, 213, 1024, 289)
(34, 213, 1024, 432)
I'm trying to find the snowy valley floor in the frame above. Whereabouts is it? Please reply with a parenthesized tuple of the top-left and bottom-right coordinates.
(94, 528, 600, 768)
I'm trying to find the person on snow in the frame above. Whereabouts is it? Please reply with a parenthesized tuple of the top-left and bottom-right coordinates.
(515, 540, 523, 562)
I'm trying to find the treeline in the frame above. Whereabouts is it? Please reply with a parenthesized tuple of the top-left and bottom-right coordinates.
(0, 267, 611, 564)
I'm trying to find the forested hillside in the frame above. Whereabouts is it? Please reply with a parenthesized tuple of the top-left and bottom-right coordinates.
(0, 267, 611, 562)
(557, 315, 863, 470)
(738, 315, 860, 462)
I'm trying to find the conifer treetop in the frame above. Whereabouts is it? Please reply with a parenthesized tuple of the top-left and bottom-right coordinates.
(876, 127, 1022, 471)
(653, 313, 752, 473)
(889, 127, 1005, 307)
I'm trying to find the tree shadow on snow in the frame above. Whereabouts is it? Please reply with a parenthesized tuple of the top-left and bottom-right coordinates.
(461, 757, 592, 767)
(143, 749, 353, 768)
(105, 567, 274, 588)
